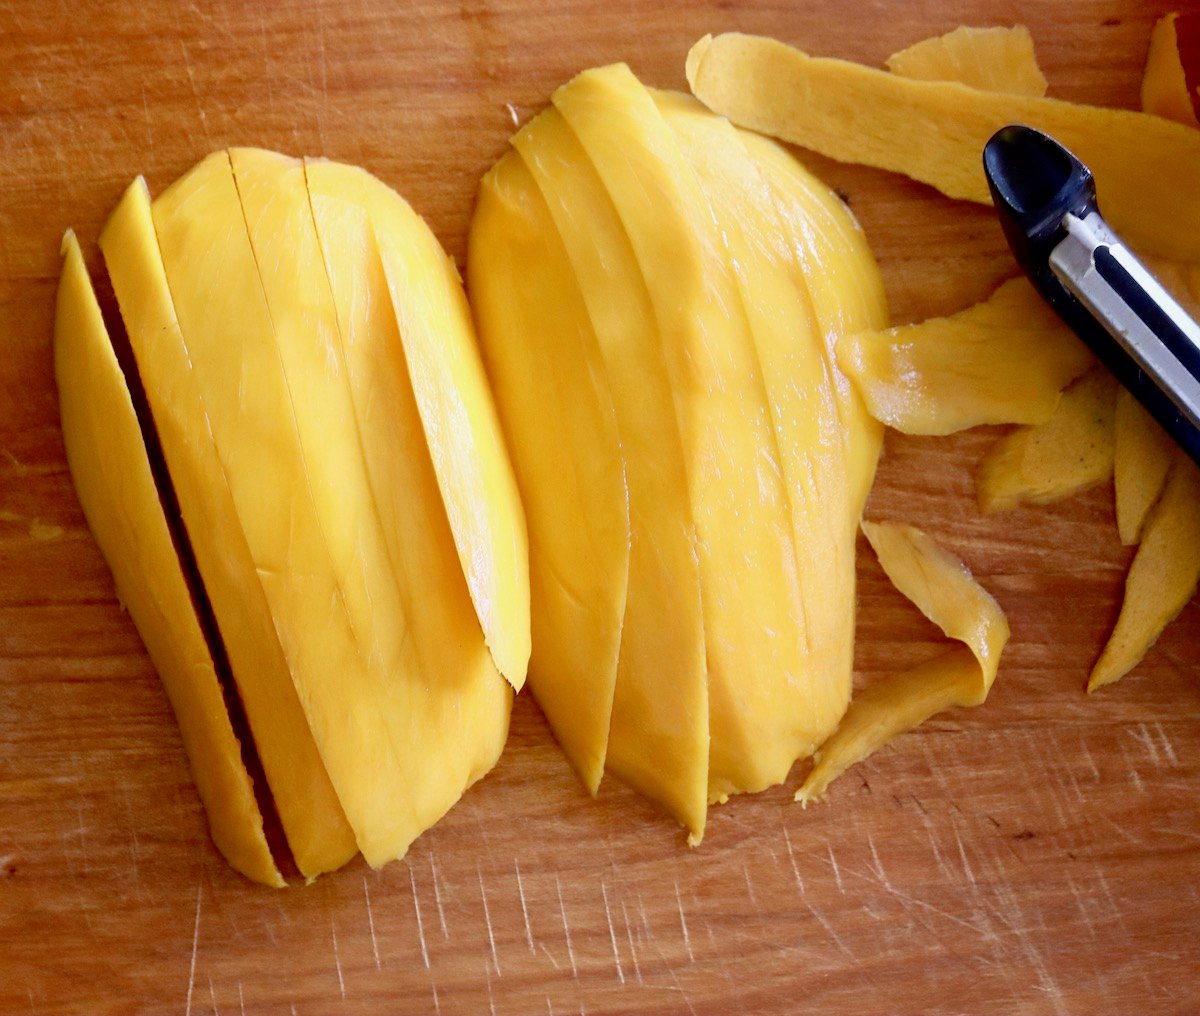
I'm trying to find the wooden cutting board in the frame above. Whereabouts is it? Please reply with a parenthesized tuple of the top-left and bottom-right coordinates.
(3, 1, 1199, 1012)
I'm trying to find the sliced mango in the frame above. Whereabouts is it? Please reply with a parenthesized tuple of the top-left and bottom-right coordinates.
(838, 277, 1092, 435)
(1143, 13, 1199, 127)
(55, 231, 283, 888)
(1090, 456, 1200, 691)
(304, 158, 512, 834)
(655, 89, 860, 797)
(558, 68, 823, 810)
(511, 103, 709, 836)
(977, 369, 1117, 513)
(799, 522, 1008, 802)
(314, 162, 530, 690)
(469, 151, 629, 794)
(1113, 390, 1174, 545)
(685, 33, 1200, 262)
(886, 25, 1047, 97)
(152, 151, 434, 867)
(100, 176, 357, 879)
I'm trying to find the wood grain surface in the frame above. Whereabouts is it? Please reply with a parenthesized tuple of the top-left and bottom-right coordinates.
(3, 1, 1199, 1013)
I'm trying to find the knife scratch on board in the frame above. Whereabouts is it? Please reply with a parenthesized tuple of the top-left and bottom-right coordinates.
(361, 876, 381, 969)
(184, 884, 201, 1016)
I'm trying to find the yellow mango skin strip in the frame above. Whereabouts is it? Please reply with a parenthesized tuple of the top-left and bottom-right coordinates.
(556, 66, 812, 809)
(1142, 13, 1199, 127)
(513, 104, 709, 839)
(654, 90, 857, 796)
(838, 277, 1093, 436)
(686, 33, 1200, 262)
(101, 177, 356, 879)
(304, 158, 511, 837)
(799, 523, 1009, 803)
(976, 368, 1117, 513)
(152, 153, 415, 868)
(55, 232, 283, 888)
(469, 152, 628, 795)
(1113, 390, 1174, 545)
(885, 25, 1047, 97)
(1090, 457, 1200, 691)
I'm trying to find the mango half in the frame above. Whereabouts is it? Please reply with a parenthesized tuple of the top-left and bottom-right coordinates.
(469, 64, 887, 839)
(55, 152, 527, 882)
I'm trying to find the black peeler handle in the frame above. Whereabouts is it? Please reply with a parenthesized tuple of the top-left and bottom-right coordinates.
(983, 124, 1200, 467)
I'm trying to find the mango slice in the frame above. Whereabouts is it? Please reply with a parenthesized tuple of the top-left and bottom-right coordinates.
(976, 369, 1117, 512)
(1143, 13, 1199, 127)
(1113, 390, 1174, 545)
(333, 164, 530, 691)
(100, 176, 357, 879)
(886, 25, 1047, 97)
(799, 522, 1008, 802)
(1090, 457, 1200, 691)
(470, 152, 629, 795)
(685, 33, 1200, 262)
(838, 277, 1092, 435)
(508, 102, 709, 836)
(55, 232, 283, 887)
(304, 158, 512, 837)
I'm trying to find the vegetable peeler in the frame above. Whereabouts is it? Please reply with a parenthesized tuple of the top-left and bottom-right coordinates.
(983, 124, 1200, 465)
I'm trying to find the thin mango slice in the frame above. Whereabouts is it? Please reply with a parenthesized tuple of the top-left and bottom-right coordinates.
(469, 152, 629, 795)
(886, 25, 1047, 97)
(838, 277, 1092, 435)
(511, 102, 709, 837)
(1143, 13, 1199, 127)
(340, 166, 530, 690)
(101, 176, 357, 879)
(655, 89, 861, 798)
(799, 522, 1008, 802)
(304, 158, 512, 836)
(55, 232, 283, 888)
(1114, 390, 1174, 545)
(685, 33, 1200, 262)
(1090, 456, 1200, 691)
(977, 369, 1117, 513)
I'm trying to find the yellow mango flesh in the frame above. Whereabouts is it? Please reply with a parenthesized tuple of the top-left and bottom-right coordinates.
(839, 277, 1092, 435)
(100, 176, 356, 878)
(686, 33, 1200, 262)
(557, 67, 816, 808)
(654, 89, 859, 796)
(1090, 457, 1200, 691)
(886, 25, 1047, 97)
(738, 131, 888, 513)
(469, 152, 629, 795)
(977, 369, 1117, 513)
(304, 157, 512, 838)
(325, 162, 531, 691)
(799, 522, 1008, 802)
(1114, 390, 1174, 545)
(510, 101, 709, 836)
(1142, 13, 1199, 127)
(55, 232, 283, 888)
(152, 151, 430, 867)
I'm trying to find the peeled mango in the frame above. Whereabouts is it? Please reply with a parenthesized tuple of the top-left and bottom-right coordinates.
(57, 152, 526, 883)
(471, 63, 891, 839)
